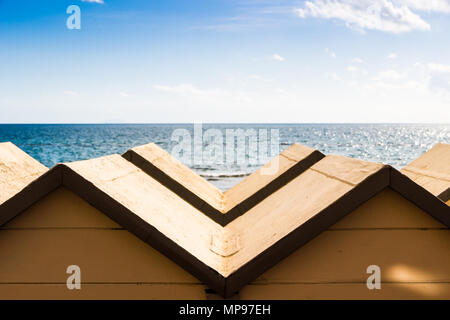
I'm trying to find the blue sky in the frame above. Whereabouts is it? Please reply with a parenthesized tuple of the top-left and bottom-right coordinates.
(1, 0, 450, 123)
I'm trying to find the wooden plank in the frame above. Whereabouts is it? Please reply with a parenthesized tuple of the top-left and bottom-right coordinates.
(311, 155, 385, 186)
(0, 229, 200, 283)
(330, 188, 445, 229)
(0, 187, 201, 284)
(240, 283, 450, 300)
(0, 284, 206, 300)
(2, 187, 120, 229)
(252, 229, 450, 284)
(2, 283, 449, 300)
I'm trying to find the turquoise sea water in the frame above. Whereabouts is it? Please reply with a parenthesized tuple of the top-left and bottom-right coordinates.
(1, 124, 449, 190)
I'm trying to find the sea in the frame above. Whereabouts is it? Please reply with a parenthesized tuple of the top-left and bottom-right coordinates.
(1, 124, 449, 191)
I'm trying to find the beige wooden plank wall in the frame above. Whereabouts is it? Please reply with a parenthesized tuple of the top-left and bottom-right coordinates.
(0, 187, 448, 299)
(0, 187, 206, 299)
(240, 188, 450, 299)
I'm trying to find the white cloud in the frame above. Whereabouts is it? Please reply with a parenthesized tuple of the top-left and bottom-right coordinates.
(388, 53, 398, 59)
(347, 65, 369, 77)
(81, 0, 105, 3)
(272, 53, 285, 62)
(294, 0, 449, 33)
(402, 0, 450, 13)
(119, 92, 129, 97)
(376, 69, 403, 81)
(325, 48, 336, 58)
(353, 57, 363, 63)
(427, 63, 450, 73)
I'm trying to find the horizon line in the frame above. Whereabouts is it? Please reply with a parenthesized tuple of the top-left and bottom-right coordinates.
(1, 122, 450, 125)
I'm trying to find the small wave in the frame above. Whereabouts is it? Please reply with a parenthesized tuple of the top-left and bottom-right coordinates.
(199, 172, 252, 179)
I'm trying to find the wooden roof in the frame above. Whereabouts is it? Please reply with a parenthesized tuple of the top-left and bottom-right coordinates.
(0, 142, 47, 205)
(123, 143, 224, 213)
(402, 143, 450, 202)
(123, 143, 325, 225)
(0, 142, 448, 297)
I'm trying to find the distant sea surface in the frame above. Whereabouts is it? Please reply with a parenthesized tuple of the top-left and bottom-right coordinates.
(1, 124, 449, 191)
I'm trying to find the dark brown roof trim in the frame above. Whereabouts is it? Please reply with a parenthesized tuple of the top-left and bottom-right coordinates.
(0, 167, 62, 227)
(122, 150, 222, 223)
(122, 149, 325, 226)
(390, 169, 450, 227)
(438, 187, 450, 203)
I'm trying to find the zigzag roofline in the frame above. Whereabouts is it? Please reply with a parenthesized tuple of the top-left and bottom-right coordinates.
(0, 153, 448, 298)
(123, 143, 325, 225)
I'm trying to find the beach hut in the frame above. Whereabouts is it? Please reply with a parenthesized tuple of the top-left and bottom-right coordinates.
(0, 143, 448, 299)
(402, 143, 450, 205)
